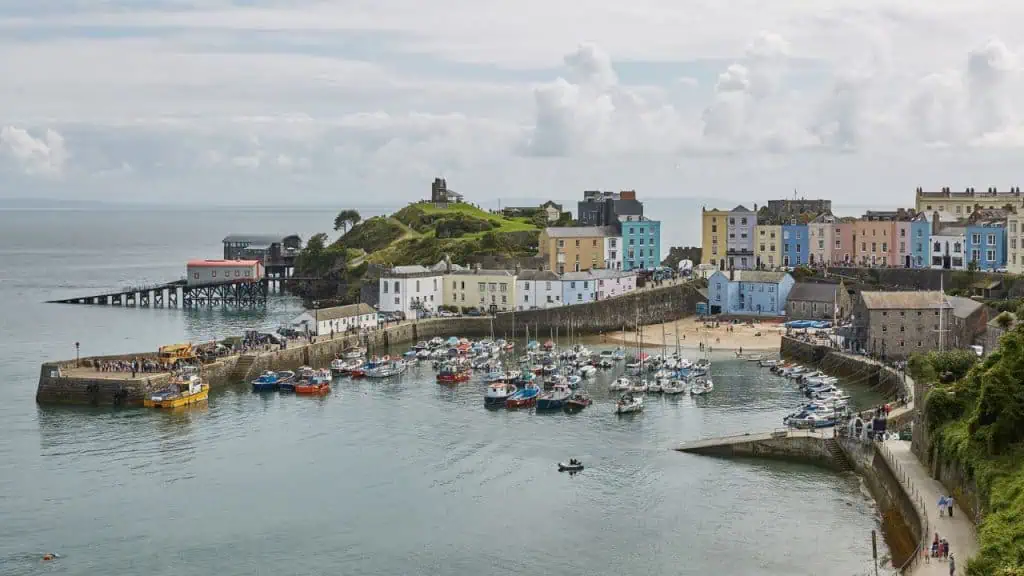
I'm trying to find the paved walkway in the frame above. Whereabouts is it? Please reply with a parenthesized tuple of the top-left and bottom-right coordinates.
(883, 440, 978, 575)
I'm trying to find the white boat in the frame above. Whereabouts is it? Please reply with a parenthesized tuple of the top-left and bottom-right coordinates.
(429, 337, 444, 348)
(485, 382, 517, 407)
(579, 365, 597, 378)
(611, 347, 627, 361)
(615, 393, 644, 414)
(630, 381, 649, 394)
(609, 377, 633, 392)
(330, 358, 361, 376)
(759, 359, 779, 368)
(366, 360, 407, 379)
(342, 346, 367, 360)
(648, 379, 664, 394)
(566, 375, 582, 388)
(662, 379, 687, 395)
(690, 378, 714, 396)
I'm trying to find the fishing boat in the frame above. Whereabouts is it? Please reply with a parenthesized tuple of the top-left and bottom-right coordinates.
(342, 346, 367, 360)
(662, 379, 687, 395)
(437, 363, 472, 384)
(251, 370, 292, 392)
(144, 367, 209, 408)
(609, 377, 632, 392)
(564, 392, 592, 412)
(506, 382, 540, 408)
(429, 337, 444, 348)
(295, 369, 331, 395)
(536, 383, 571, 411)
(615, 392, 644, 414)
(285, 366, 314, 393)
(330, 358, 358, 377)
(485, 382, 518, 407)
(366, 360, 407, 379)
(566, 374, 582, 388)
(542, 340, 555, 351)
(690, 377, 714, 396)
(611, 347, 626, 361)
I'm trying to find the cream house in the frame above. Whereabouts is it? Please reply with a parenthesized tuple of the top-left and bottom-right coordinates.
(443, 268, 517, 312)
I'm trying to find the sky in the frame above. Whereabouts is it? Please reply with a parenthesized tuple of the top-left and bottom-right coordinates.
(2, 1, 1024, 207)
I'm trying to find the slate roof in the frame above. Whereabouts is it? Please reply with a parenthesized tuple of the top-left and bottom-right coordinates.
(718, 270, 789, 283)
(543, 226, 619, 238)
(945, 295, 986, 319)
(859, 291, 953, 310)
(516, 270, 560, 282)
(787, 282, 840, 303)
(315, 303, 376, 321)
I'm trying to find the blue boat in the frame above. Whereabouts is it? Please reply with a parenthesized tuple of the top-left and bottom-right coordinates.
(506, 382, 540, 408)
(536, 383, 571, 411)
(252, 371, 284, 392)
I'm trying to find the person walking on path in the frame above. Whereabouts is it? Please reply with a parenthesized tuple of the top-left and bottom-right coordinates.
(938, 495, 946, 517)
(949, 554, 956, 575)
(947, 495, 955, 518)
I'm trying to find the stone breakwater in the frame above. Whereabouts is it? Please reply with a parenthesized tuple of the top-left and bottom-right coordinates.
(36, 282, 704, 406)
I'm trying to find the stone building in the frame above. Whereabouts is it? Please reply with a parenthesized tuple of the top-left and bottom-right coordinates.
(985, 312, 1017, 355)
(785, 281, 851, 321)
(945, 295, 989, 351)
(851, 291, 952, 359)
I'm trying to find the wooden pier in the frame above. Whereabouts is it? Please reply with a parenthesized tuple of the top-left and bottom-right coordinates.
(48, 279, 271, 308)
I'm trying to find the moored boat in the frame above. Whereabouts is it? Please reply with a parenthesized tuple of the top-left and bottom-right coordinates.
(506, 382, 540, 408)
(251, 370, 292, 392)
(564, 392, 592, 412)
(144, 367, 209, 408)
(615, 392, 644, 414)
(609, 377, 632, 392)
(366, 360, 407, 379)
(536, 383, 571, 411)
(295, 369, 331, 395)
(690, 377, 714, 396)
(437, 363, 472, 384)
(342, 346, 367, 360)
(485, 382, 517, 407)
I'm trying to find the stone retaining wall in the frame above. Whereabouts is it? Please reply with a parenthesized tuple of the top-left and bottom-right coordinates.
(781, 336, 908, 399)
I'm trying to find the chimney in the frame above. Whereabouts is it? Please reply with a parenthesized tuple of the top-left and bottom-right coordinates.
(514, 263, 521, 275)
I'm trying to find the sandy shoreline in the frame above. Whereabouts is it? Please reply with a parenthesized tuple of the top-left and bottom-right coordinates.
(596, 316, 784, 352)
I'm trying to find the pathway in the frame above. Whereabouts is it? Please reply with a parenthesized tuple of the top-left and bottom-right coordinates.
(882, 440, 978, 575)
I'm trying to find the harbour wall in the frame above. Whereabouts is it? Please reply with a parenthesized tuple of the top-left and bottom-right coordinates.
(677, 430, 846, 471)
(36, 282, 702, 406)
(780, 336, 910, 403)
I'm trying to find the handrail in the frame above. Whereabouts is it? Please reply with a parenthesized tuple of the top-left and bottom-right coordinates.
(875, 441, 928, 574)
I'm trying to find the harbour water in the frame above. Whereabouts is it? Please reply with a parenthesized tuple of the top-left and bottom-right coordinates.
(1, 208, 888, 575)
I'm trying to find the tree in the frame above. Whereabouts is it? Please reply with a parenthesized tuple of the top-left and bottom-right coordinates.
(334, 210, 362, 234)
(995, 311, 1015, 330)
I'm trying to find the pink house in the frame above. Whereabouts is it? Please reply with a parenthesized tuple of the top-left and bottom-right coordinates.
(853, 220, 896, 266)
(892, 221, 913, 268)
(832, 223, 855, 265)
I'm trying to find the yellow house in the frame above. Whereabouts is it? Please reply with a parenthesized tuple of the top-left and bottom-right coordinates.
(539, 226, 616, 274)
(701, 208, 729, 268)
(443, 269, 517, 312)
(754, 224, 782, 269)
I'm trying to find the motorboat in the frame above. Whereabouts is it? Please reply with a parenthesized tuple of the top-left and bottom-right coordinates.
(506, 382, 540, 409)
(690, 378, 714, 396)
(759, 359, 779, 368)
(366, 360, 407, 379)
(342, 346, 367, 360)
(285, 366, 314, 393)
(615, 392, 644, 414)
(414, 341, 429, 350)
(485, 382, 518, 407)
(566, 374, 582, 388)
(648, 380, 664, 394)
(330, 358, 360, 376)
(251, 370, 291, 392)
(597, 358, 614, 369)
(144, 368, 209, 409)
(429, 337, 445, 348)
(609, 377, 633, 392)
(485, 370, 507, 383)
(558, 461, 584, 472)
(578, 365, 597, 378)
(537, 383, 572, 411)
(564, 392, 592, 412)
(611, 347, 626, 361)
(630, 380, 649, 394)
(437, 363, 472, 384)
(295, 369, 331, 395)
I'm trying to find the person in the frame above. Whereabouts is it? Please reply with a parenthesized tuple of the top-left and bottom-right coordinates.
(947, 496, 955, 518)
(949, 554, 955, 575)
(939, 495, 946, 517)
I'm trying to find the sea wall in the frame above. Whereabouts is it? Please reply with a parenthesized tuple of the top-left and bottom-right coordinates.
(781, 336, 908, 400)
(838, 438, 922, 570)
(679, 432, 843, 471)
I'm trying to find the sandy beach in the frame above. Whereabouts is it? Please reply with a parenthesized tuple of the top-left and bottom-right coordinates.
(598, 316, 784, 352)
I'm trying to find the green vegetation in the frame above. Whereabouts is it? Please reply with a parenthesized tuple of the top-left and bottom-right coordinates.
(333, 209, 362, 234)
(914, 339, 1024, 574)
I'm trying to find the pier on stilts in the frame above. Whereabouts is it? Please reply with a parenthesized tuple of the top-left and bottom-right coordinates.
(47, 279, 272, 308)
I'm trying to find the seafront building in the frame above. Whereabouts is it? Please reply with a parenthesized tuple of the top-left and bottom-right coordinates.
(538, 226, 618, 274)
(965, 219, 1007, 271)
(515, 270, 562, 311)
(1007, 213, 1024, 273)
(850, 291, 952, 359)
(293, 303, 377, 336)
(706, 270, 794, 316)
(785, 281, 851, 321)
(725, 205, 757, 270)
(701, 208, 729, 269)
(914, 186, 1024, 219)
(378, 265, 444, 318)
(929, 223, 967, 270)
(782, 223, 808, 267)
(443, 268, 517, 313)
(620, 216, 661, 271)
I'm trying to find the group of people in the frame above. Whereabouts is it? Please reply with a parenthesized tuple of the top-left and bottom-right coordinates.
(926, 532, 955, 574)
(95, 358, 167, 375)
(939, 495, 956, 518)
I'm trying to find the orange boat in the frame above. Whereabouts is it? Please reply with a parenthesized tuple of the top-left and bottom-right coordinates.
(295, 369, 331, 395)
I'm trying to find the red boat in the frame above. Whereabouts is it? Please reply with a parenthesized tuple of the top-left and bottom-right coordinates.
(542, 340, 555, 350)
(437, 365, 472, 385)
(505, 383, 540, 408)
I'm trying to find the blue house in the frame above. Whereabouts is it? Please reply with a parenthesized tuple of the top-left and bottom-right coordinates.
(706, 270, 795, 316)
(965, 221, 1007, 271)
(910, 213, 931, 268)
(782, 224, 809, 267)
(621, 217, 661, 271)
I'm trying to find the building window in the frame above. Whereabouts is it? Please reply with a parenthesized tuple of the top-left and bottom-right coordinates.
(577, 293, 583, 302)
(900, 228, 906, 237)
(988, 234, 996, 246)
(193, 272, 199, 279)
(862, 242, 867, 252)
(987, 249, 995, 262)
(211, 271, 217, 277)
(882, 243, 888, 252)
(415, 280, 420, 292)
(394, 281, 400, 293)
(383, 282, 389, 294)
(500, 283, 507, 292)
(558, 240, 564, 248)
(972, 233, 981, 244)
(972, 249, 980, 262)
(478, 282, 485, 291)
(524, 282, 530, 290)
(394, 297, 400, 305)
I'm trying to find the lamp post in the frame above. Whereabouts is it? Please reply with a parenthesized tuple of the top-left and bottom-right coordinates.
(313, 300, 320, 338)
(75, 341, 80, 367)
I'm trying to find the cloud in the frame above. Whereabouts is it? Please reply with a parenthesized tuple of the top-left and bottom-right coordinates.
(0, 126, 67, 177)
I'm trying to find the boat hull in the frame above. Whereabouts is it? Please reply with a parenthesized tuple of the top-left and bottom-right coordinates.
(506, 395, 538, 409)
(484, 395, 510, 407)
(536, 397, 568, 411)
(251, 382, 278, 392)
(295, 384, 330, 395)
(437, 373, 471, 385)
(144, 385, 209, 409)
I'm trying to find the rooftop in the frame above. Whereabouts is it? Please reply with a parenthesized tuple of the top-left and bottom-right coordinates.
(516, 270, 560, 281)
(714, 270, 790, 283)
(387, 265, 432, 276)
(946, 295, 986, 319)
(223, 234, 299, 244)
(543, 226, 619, 238)
(448, 268, 516, 277)
(312, 302, 375, 321)
(560, 269, 636, 281)
(787, 282, 841, 303)
(187, 259, 261, 268)
(860, 291, 953, 310)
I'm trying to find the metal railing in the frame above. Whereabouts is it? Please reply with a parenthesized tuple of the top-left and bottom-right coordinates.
(876, 441, 930, 574)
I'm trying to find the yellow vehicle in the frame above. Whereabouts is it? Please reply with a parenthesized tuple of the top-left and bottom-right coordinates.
(158, 343, 195, 362)
(143, 366, 209, 409)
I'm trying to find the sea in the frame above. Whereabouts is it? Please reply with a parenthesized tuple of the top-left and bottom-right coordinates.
(0, 205, 890, 575)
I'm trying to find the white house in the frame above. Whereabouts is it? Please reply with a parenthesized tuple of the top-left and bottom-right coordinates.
(516, 270, 562, 310)
(930, 226, 967, 270)
(186, 259, 263, 286)
(604, 236, 623, 270)
(591, 269, 637, 299)
(293, 303, 376, 336)
(378, 265, 443, 318)
(561, 272, 598, 305)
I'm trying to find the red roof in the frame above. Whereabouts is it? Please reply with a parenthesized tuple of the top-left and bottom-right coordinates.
(187, 259, 261, 268)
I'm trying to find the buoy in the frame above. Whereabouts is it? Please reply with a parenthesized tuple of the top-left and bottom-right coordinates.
(42, 554, 55, 561)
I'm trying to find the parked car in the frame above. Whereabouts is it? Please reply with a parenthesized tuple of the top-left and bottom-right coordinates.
(466, 309, 483, 317)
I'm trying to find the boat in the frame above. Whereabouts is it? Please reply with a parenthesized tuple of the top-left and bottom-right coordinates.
(251, 370, 292, 392)
(662, 379, 687, 395)
(506, 382, 540, 408)
(330, 358, 358, 377)
(429, 337, 444, 348)
(536, 383, 572, 411)
(558, 461, 584, 472)
(366, 360, 407, 379)
(414, 341, 429, 350)
(615, 392, 644, 414)
(630, 380, 649, 394)
(566, 374, 582, 388)
(648, 379, 664, 394)
(690, 377, 714, 396)
(759, 359, 779, 368)
(284, 366, 314, 393)
(611, 347, 626, 361)
(144, 368, 209, 408)
(342, 346, 367, 360)
(485, 382, 518, 407)
(564, 392, 592, 412)
(579, 365, 597, 378)
(485, 370, 507, 383)
(437, 363, 472, 384)
(609, 377, 632, 392)
(295, 369, 331, 395)
(542, 340, 555, 351)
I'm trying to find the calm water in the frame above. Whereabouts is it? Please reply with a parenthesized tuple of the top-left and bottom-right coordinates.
(0, 209, 889, 575)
